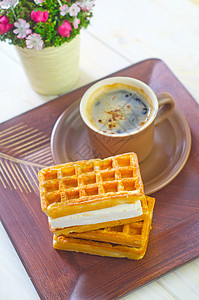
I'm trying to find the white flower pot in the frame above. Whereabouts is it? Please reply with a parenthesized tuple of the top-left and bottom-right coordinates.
(16, 35, 80, 95)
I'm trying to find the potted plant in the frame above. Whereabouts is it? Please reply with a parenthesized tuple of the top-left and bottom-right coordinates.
(0, 0, 95, 95)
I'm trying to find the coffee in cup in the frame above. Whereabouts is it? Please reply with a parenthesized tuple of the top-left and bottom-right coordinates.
(86, 83, 152, 135)
(80, 77, 175, 162)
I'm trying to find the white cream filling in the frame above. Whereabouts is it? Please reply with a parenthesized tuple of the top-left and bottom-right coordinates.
(49, 201, 142, 229)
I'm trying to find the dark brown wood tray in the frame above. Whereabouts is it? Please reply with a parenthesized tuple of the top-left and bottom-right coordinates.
(0, 59, 199, 300)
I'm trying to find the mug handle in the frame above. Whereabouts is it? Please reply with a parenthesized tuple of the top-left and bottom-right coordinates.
(154, 92, 175, 126)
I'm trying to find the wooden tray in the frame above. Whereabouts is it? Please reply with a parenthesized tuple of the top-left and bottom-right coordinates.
(0, 59, 199, 300)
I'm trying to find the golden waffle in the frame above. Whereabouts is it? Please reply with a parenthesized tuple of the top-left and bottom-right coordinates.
(53, 196, 155, 260)
(66, 196, 154, 247)
(38, 152, 145, 220)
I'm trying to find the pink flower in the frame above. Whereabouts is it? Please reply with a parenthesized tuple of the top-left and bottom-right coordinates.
(26, 33, 43, 51)
(58, 20, 72, 37)
(60, 4, 69, 16)
(0, 16, 13, 34)
(73, 18, 80, 29)
(76, 0, 95, 11)
(31, 10, 49, 23)
(13, 19, 32, 39)
(69, 3, 80, 17)
(0, 0, 19, 9)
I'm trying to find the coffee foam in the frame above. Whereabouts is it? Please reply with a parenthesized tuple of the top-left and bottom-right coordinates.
(86, 83, 152, 135)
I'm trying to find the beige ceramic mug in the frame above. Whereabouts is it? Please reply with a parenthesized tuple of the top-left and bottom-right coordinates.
(80, 77, 175, 162)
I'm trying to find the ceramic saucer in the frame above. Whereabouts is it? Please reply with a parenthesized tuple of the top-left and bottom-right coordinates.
(51, 99, 191, 195)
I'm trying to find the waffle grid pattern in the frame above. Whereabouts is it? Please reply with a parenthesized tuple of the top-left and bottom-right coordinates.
(69, 221, 145, 247)
(39, 153, 143, 209)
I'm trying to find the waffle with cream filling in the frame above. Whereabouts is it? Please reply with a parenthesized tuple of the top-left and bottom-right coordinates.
(38, 153, 147, 233)
(53, 196, 155, 260)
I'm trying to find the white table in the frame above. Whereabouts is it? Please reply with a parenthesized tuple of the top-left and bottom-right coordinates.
(1, 0, 199, 299)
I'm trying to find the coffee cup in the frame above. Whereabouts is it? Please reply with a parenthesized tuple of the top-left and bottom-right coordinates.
(80, 76, 175, 162)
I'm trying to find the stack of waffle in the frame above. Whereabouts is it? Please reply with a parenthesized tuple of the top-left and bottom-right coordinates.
(38, 153, 155, 260)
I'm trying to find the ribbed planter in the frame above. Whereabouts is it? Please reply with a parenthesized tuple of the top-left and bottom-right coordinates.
(16, 34, 80, 95)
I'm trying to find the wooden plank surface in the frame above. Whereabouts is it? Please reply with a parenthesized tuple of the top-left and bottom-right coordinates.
(0, 59, 199, 299)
